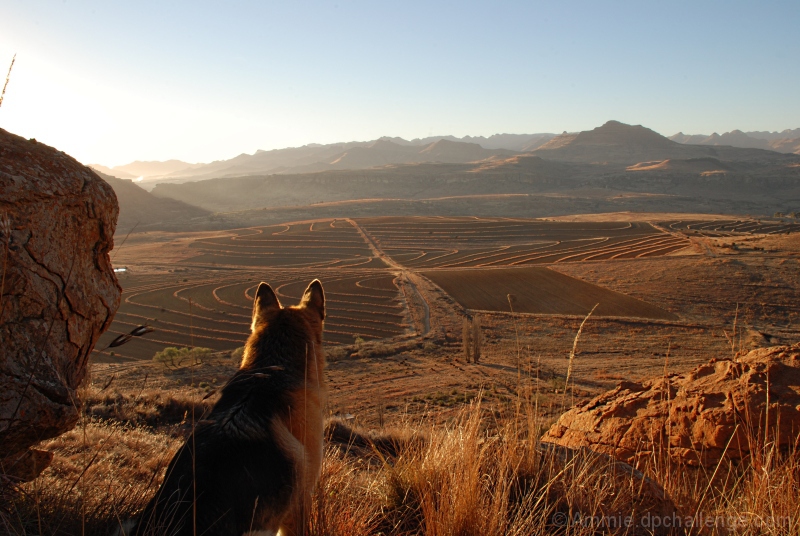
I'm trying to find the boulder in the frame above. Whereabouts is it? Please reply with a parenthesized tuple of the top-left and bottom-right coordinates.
(0, 448, 54, 482)
(541, 345, 800, 468)
(0, 129, 120, 479)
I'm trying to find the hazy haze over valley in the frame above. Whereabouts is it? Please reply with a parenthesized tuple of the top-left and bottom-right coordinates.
(91, 120, 800, 234)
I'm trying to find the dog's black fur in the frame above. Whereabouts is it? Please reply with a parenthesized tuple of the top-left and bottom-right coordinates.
(128, 280, 326, 536)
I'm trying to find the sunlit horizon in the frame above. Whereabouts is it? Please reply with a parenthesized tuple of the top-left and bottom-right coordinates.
(1, 1, 798, 167)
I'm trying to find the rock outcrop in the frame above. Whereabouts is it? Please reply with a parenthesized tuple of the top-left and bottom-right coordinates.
(541, 345, 800, 468)
(0, 129, 120, 480)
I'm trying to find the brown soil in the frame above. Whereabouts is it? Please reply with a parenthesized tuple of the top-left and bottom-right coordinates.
(94, 215, 800, 429)
(421, 266, 677, 320)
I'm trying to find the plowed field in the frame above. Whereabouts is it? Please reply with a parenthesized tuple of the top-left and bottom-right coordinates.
(97, 268, 408, 361)
(659, 219, 800, 236)
(358, 217, 690, 268)
(421, 267, 678, 320)
(102, 215, 716, 362)
(184, 219, 385, 268)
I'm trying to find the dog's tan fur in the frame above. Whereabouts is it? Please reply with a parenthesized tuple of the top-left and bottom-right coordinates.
(129, 280, 326, 536)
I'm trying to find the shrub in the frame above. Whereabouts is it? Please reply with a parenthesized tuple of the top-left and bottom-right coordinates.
(152, 346, 213, 368)
(230, 346, 245, 365)
(326, 346, 350, 362)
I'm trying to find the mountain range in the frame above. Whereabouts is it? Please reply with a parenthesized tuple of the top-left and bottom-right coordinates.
(139, 121, 799, 222)
(90, 125, 799, 191)
(90, 134, 557, 187)
(530, 121, 792, 164)
(669, 129, 800, 154)
(87, 120, 800, 231)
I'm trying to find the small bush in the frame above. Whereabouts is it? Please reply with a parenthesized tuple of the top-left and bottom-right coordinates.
(326, 346, 351, 362)
(230, 346, 245, 365)
(152, 346, 213, 368)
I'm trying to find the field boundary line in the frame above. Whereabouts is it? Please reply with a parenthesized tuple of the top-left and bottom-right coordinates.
(348, 219, 430, 335)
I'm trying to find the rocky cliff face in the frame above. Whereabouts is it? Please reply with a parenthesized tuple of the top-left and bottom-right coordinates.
(541, 345, 800, 468)
(0, 129, 121, 480)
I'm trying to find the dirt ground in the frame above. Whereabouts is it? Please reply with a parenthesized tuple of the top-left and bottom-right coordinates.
(89, 215, 800, 429)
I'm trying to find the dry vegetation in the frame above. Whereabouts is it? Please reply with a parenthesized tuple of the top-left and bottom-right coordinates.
(659, 219, 800, 236)
(5, 382, 799, 536)
(359, 217, 690, 268)
(6, 213, 799, 534)
(422, 266, 677, 320)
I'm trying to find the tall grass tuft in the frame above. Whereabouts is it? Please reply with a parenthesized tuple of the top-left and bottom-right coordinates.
(8, 384, 800, 535)
(0, 54, 15, 111)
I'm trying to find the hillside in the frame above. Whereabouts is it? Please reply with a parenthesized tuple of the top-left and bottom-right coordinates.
(626, 157, 731, 174)
(114, 120, 800, 223)
(387, 132, 556, 151)
(149, 157, 584, 213)
(533, 121, 794, 164)
(670, 129, 800, 154)
(769, 137, 800, 154)
(148, 138, 521, 181)
(533, 121, 689, 163)
(101, 134, 556, 188)
(418, 139, 516, 162)
(95, 171, 210, 232)
(319, 138, 518, 170)
(147, 141, 373, 184)
(113, 159, 197, 178)
(89, 164, 137, 180)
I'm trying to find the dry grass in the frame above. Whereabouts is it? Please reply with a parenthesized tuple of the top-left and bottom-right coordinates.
(3, 317, 799, 535)
(85, 388, 215, 430)
(4, 391, 799, 535)
(3, 421, 180, 536)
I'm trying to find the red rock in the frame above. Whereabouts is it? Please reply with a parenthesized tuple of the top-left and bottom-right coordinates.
(0, 448, 54, 482)
(541, 345, 800, 468)
(0, 129, 120, 478)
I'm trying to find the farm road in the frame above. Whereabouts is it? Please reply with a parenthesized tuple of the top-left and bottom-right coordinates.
(347, 218, 431, 335)
(651, 220, 715, 258)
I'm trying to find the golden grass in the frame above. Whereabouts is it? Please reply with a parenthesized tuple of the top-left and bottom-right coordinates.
(4, 421, 180, 535)
(4, 392, 799, 535)
(4, 329, 800, 536)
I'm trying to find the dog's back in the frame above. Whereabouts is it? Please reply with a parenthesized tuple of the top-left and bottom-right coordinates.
(129, 280, 326, 536)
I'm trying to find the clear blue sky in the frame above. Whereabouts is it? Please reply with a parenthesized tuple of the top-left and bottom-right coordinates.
(1, 0, 798, 166)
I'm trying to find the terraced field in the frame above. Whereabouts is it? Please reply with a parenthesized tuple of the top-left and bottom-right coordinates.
(97, 269, 409, 361)
(659, 219, 800, 236)
(183, 219, 386, 268)
(101, 215, 716, 362)
(422, 267, 678, 320)
(357, 217, 691, 268)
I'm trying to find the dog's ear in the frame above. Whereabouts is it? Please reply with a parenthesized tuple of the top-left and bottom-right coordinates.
(252, 282, 282, 330)
(300, 279, 325, 320)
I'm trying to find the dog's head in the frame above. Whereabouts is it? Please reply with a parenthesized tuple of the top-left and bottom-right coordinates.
(241, 279, 325, 372)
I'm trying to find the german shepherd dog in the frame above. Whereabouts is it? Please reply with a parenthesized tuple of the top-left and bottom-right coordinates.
(128, 280, 326, 536)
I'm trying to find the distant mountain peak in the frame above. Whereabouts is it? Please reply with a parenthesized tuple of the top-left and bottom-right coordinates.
(588, 120, 670, 139)
(535, 121, 674, 155)
(370, 139, 406, 149)
(422, 138, 481, 151)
